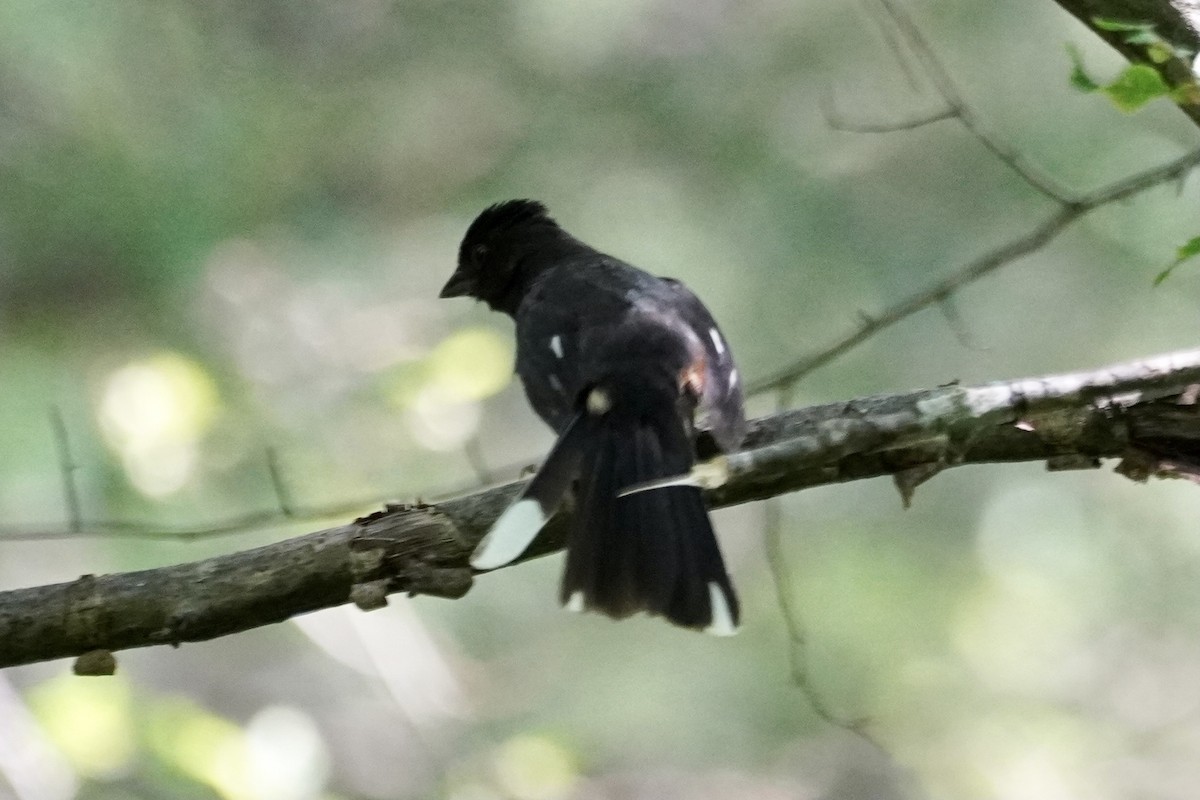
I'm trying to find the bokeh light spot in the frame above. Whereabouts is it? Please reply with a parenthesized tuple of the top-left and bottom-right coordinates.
(430, 327, 513, 401)
(98, 352, 219, 497)
(492, 734, 577, 800)
(244, 706, 331, 800)
(406, 383, 481, 452)
(28, 674, 136, 779)
(147, 698, 245, 795)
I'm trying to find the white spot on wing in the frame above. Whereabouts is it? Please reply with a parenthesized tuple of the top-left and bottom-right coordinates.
(549, 335, 564, 359)
(705, 582, 737, 636)
(549, 375, 564, 394)
(564, 591, 585, 613)
(708, 328, 725, 356)
(728, 369, 738, 389)
(471, 499, 546, 570)
(587, 388, 611, 415)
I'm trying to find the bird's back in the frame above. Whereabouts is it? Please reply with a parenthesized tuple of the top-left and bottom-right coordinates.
(515, 257, 744, 450)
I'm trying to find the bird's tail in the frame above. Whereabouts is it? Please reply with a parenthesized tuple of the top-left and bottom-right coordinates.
(560, 390, 739, 635)
(470, 413, 592, 571)
(471, 380, 739, 635)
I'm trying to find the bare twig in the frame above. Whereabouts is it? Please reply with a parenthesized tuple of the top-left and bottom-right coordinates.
(0, 430, 391, 543)
(0, 500, 380, 543)
(265, 448, 295, 519)
(789, 0, 1200, 401)
(1053, 0, 1200, 130)
(822, 95, 956, 133)
(937, 295, 987, 353)
(763, 385, 876, 738)
(751, 206, 1075, 393)
(4, 348, 1200, 669)
(875, 0, 1076, 202)
(764, 496, 874, 729)
(830, 0, 1075, 199)
(855, 0, 924, 92)
(47, 407, 83, 534)
(751, 146, 1200, 396)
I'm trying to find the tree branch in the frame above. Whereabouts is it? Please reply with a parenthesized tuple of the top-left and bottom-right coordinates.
(750, 141, 1200, 394)
(3, 348, 1200, 670)
(1054, 0, 1200, 128)
(785, 1, 1200, 400)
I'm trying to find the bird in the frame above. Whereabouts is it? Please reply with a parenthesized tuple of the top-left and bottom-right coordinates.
(440, 199, 746, 635)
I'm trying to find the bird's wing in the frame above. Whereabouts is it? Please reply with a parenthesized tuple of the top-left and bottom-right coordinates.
(658, 277, 746, 452)
(513, 276, 590, 433)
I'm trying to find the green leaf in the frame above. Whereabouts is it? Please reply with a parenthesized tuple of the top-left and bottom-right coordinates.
(1092, 17, 1155, 33)
(1066, 44, 1100, 92)
(1174, 236, 1200, 262)
(1155, 235, 1200, 285)
(1170, 81, 1200, 104)
(1123, 30, 1161, 46)
(1103, 64, 1171, 111)
(1146, 41, 1174, 63)
(1153, 267, 1173, 285)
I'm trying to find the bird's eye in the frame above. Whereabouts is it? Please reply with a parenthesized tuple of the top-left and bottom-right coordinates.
(472, 244, 489, 262)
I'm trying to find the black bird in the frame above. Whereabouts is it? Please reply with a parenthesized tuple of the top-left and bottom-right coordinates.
(440, 200, 746, 634)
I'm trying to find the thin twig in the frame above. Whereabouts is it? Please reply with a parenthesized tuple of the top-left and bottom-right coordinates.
(766, 0, 1200, 398)
(856, 0, 924, 92)
(763, 505, 886, 746)
(873, 0, 1076, 203)
(823, 99, 957, 133)
(751, 206, 1075, 393)
(1052, 0, 1200, 130)
(828, 0, 1075, 200)
(265, 447, 295, 519)
(0, 500, 378, 542)
(47, 406, 83, 534)
(761, 387, 892, 752)
(750, 150, 1200, 396)
(937, 295, 987, 353)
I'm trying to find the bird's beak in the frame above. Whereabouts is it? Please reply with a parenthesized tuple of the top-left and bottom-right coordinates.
(439, 270, 475, 299)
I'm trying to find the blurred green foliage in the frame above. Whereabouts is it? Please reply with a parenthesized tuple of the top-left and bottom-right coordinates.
(1, 0, 1200, 799)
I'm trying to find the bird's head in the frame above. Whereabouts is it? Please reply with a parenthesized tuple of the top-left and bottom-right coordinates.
(440, 199, 560, 313)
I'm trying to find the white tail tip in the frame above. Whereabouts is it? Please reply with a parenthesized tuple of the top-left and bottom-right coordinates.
(704, 582, 738, 637)
(564, 591, 585, 613)
(471, 499, 546, 570)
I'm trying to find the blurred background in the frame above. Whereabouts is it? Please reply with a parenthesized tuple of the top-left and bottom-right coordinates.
(1, 0, 1199, 798)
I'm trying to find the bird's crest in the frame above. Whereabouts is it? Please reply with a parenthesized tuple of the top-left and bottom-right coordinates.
(462, 199, 555, 247)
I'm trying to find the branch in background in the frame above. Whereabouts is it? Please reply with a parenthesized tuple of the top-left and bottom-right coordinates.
(762, 385, 892, 757)
(0, 497, 383, 543)
(3, 348, 1200, 670)
(749, 149, 1200, 395)
(47, 406, 83, 534)
(755, 0, 1200, 396)
(770, 0, 1200, 756)
(1055, 0, 1200, 127)
(879, 0, 1077, 202)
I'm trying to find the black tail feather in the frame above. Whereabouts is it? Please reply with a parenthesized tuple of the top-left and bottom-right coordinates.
(471, 413, 590, 570)
(560, 403, 740, 634)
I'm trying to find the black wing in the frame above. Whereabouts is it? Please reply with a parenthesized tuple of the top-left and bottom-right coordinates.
(659, 277, 746, 452)
(513, 288, 580, 433)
